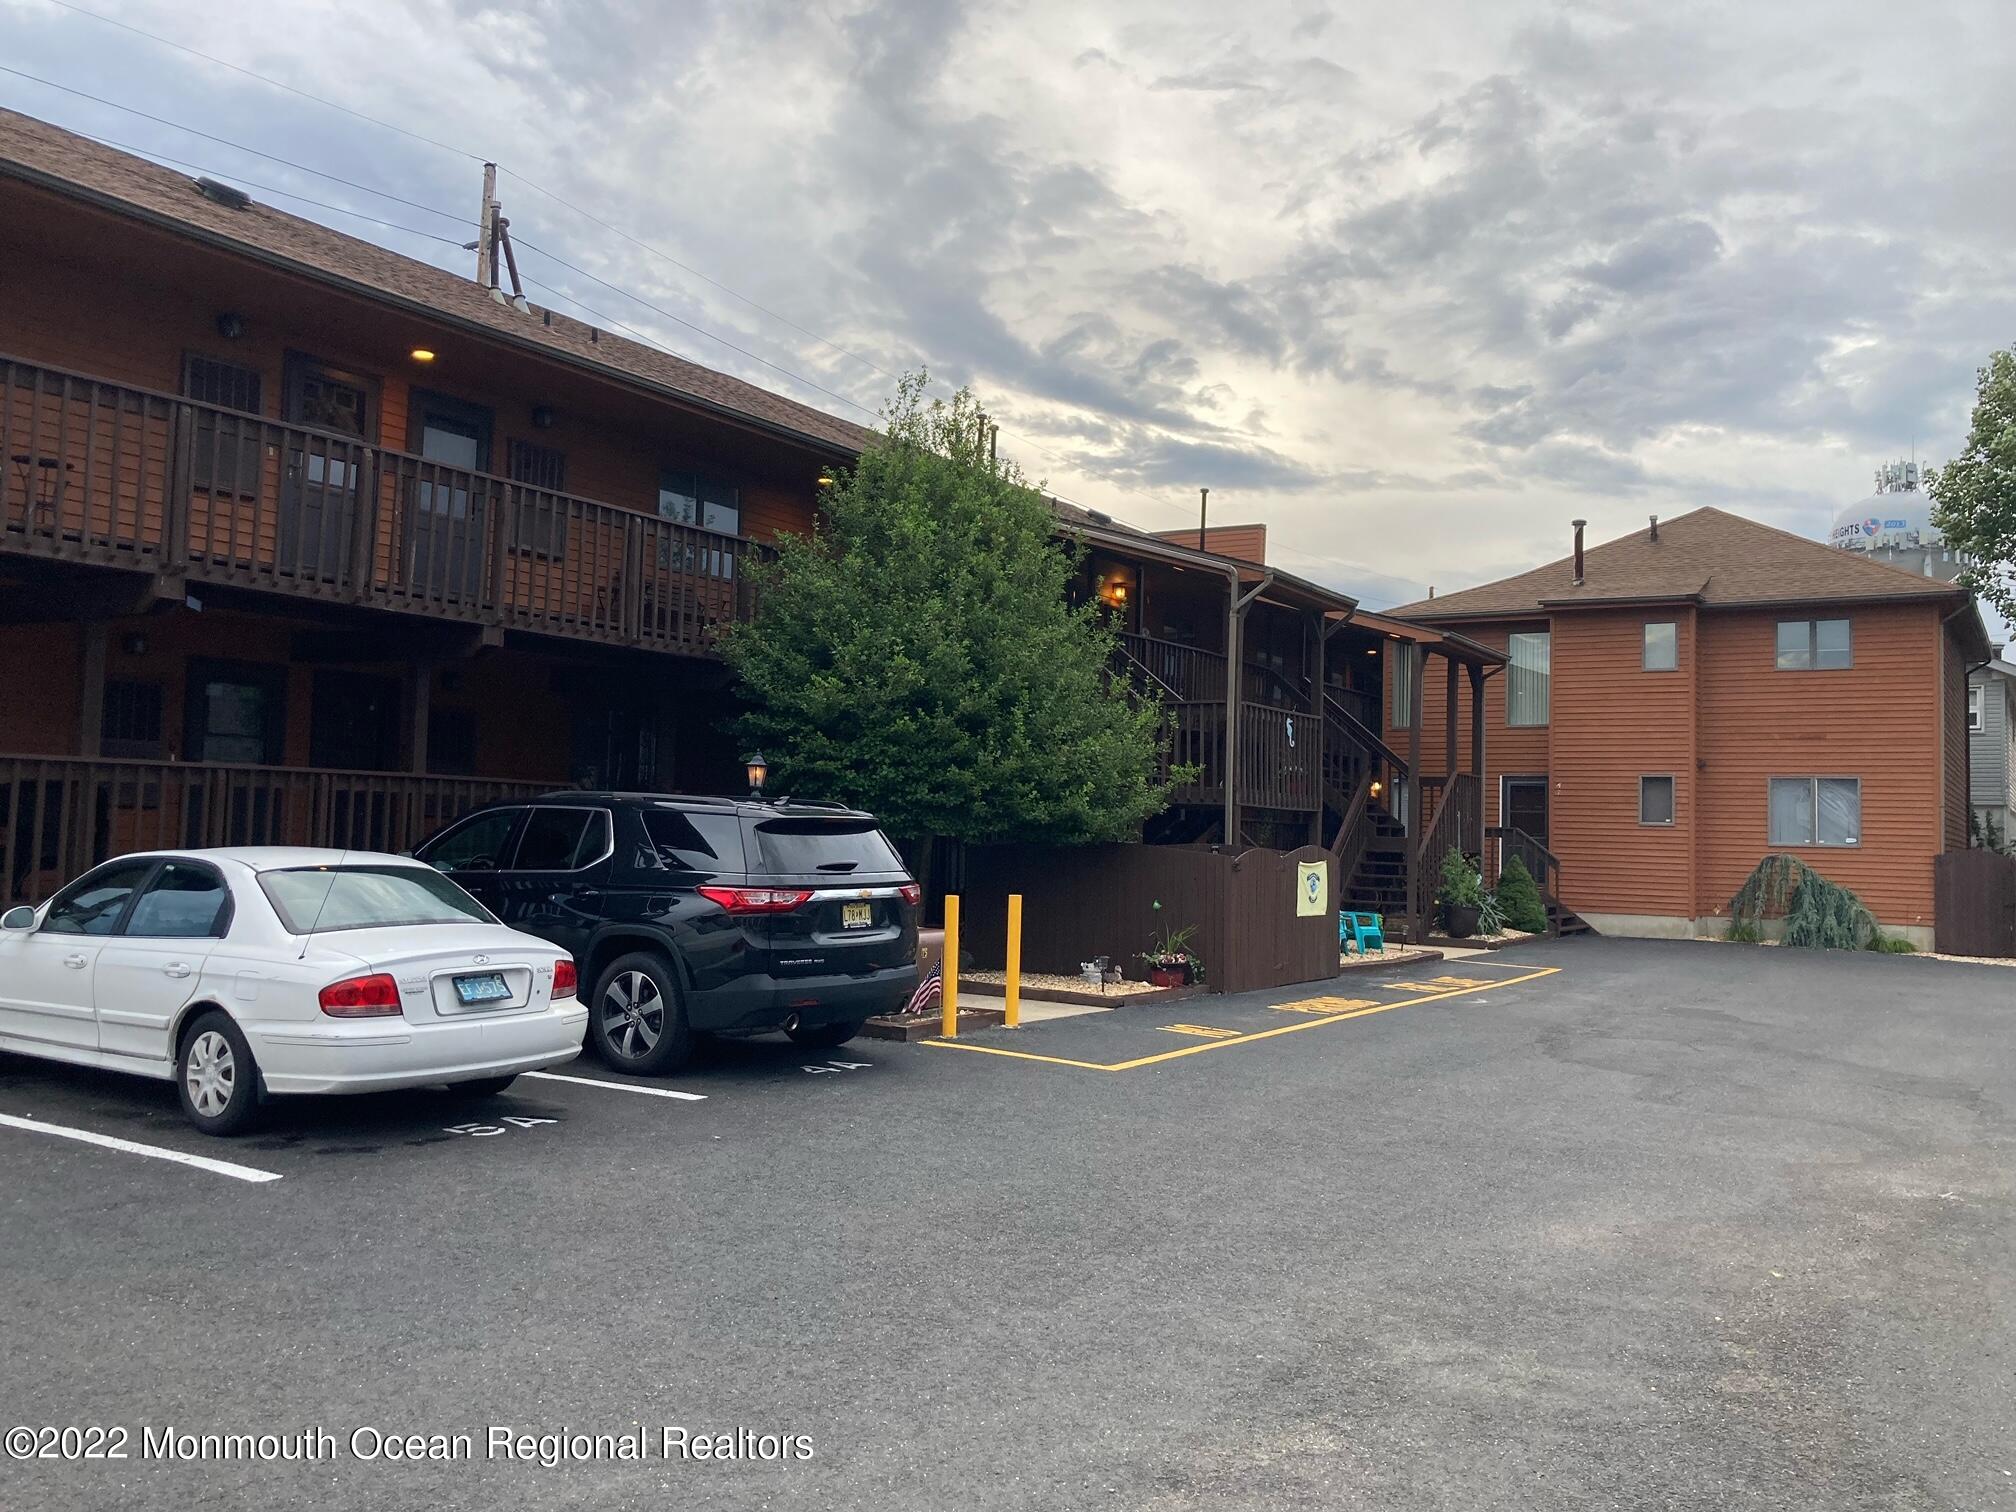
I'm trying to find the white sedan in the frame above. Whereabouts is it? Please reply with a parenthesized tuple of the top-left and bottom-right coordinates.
(0, 847, 588, 1135)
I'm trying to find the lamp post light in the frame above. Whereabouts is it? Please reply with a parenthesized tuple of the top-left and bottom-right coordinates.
(744, 752, 769, 799)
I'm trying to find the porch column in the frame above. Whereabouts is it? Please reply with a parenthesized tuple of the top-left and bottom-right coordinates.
(1470, 662, 1487, 856)
(77, 622, 108, 757)
(1444, 654, 1458, 783)
(1223, 592, 1245, 847)
(1309, 610, 1327, 848)
(408, 662, 433, 774)
(1404, 642, 1424, 933)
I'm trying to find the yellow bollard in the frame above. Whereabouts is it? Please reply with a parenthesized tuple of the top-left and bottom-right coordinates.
(941, 894, 960, 1039)
(1004, 893, 1023, 1029)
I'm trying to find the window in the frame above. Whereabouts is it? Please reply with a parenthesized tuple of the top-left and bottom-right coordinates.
(1639, 775, 1675, 826)
(1775, 618, 1852, 671)
(125, 861, 231, 938)
(507, 438, 568, 559)
(1768, 777, 1860, 846)
(1642, 621, 1677, 672)
(510, 807, 612, 871)
(636, 808, 746, 873)
(656, 469, 741, 535)
(184, 660, 285, 765)
(1507, 632, 1551, 726)
(101, 680, 165, 759)
(260, 865, 494, 933)
(658, 469, 743, 579)
(1389, 645, 1417, 728)
(419, 808, 524, 872)
(752, 818, 905, 874)
(182, 354, 264, 495)
(42, 859, 155, 935)
(1969, 686, 1983, 733)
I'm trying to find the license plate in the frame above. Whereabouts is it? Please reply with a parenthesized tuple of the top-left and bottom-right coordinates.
(452, 972, 511, 1005)
(841, 902, 872, 929)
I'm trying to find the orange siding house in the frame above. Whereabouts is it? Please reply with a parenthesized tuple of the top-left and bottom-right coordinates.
(1385, 509, 1987, 946)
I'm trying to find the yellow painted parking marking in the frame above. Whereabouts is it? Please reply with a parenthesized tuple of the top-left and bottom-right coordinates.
(1274, 996, 1380, 1015)
(1417, 975, 1495, 991)
(1159, 1023, 1243, 1039)
(923, 965, 1563, 1073)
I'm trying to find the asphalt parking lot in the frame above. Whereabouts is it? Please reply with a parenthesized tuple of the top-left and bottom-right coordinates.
(2, 937, 2012, 1511)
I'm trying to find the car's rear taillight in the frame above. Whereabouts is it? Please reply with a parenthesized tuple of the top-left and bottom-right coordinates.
(898, 883, 922, 906)
(319, 973, 403, 1017)
(552, 959, 578, 999)
(697, 884, 815, 914)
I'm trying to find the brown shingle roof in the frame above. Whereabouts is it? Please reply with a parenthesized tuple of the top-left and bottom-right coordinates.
(1386, 507, 1970, 620)
(0, 107, 875, 456)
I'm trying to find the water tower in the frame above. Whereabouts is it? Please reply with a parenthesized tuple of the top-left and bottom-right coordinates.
(1828, 459, 1961, 582)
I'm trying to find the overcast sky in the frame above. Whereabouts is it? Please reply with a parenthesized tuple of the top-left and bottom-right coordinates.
(4, 0, 2012, 607)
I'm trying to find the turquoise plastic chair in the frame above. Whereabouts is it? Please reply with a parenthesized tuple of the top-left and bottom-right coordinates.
(1340, 911, 1386, 956)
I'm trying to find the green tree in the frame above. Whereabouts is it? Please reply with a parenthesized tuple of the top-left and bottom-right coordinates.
(722, 373, 1178, 845)
(1494, 854, 1549, 934)
(1929, 346, 2016, 621)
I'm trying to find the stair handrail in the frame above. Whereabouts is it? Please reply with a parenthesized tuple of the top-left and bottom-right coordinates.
(1487, 824, 1562, 903)
(1112, 642, 1183, 703)
(1323, 692, 1409, 776)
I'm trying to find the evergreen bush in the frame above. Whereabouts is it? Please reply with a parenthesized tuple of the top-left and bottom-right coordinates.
(1495, 854, 1549, 934)
(1726, 854, 1879, 951)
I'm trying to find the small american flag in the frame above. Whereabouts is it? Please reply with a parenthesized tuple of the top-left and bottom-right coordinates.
(901, 964, 943, 1017)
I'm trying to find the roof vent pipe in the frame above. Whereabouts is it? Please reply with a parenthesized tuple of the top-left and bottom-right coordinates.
(1572, 519, 1587, 585)
(1649, 514, 1659, 542)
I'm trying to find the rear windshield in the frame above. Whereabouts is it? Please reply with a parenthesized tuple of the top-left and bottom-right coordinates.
(260, 866, 496, 934)
(752, 819, 905, 875)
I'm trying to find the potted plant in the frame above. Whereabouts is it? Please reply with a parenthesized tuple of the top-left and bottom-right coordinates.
(1437, 848, 1484, 939)
(1141, 923, 1202, 987)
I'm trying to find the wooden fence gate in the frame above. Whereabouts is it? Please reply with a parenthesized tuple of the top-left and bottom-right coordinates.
(1934, 850, 2016, 957)
(959, 842, 1341, 996)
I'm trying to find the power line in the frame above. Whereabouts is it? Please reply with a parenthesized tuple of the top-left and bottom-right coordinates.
(0, 65, 471, 226)
(512, 237, 878, 419)
(1, 38, 1192, 523)
(79, 132, 473, 245)
(33, 0, 484, 161)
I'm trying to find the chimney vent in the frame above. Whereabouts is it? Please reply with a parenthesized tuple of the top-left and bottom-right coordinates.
(1572, 519, 1587, 585)
(1649, 514, 1660, 542)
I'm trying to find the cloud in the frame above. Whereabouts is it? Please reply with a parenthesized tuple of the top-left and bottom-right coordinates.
(0, 0, 2008, 600)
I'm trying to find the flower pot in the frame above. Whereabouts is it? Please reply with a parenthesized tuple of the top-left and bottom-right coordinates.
(1444, 903, 1480, 939)
(1148, 964, 1191, 988)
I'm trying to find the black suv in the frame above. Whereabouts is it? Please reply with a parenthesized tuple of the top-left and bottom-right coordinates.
(413, 793, 919, 1074)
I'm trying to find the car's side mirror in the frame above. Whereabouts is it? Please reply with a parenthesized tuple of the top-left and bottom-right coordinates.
(1, 905, 36, 931)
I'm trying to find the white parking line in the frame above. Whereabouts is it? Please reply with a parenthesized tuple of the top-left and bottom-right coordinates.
(0, 1112, 284, 1183)
(521, 1071, 707, 1101)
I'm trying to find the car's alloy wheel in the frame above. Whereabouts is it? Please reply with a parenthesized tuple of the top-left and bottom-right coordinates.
(175, 1010, 262, 1136)
(603, 970, 664, 1060)
(185, 1030, 236, 1118)
(589, 952, 692, 1075)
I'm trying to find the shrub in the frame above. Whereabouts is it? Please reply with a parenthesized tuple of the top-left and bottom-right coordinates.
(1437, 848, 1483, 909)
(1869, 935, 1918, 954)
(1725, 917, 1763, 944)
(1727, 854, 1878, 951)
(1495, 854, 1549, 934)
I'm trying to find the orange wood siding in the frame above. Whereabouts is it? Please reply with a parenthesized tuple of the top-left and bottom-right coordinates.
(1548, 608, 1695, 916)
(1153, 524, 1267, 565)
(1384, 622, 1548, 832)
(1397, 602, 1950, 929)
(1943, 620, 1969, 851)
(1693, 603, 1943, 927)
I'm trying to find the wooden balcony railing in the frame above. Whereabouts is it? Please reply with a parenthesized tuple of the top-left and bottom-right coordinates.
(0, 754, 551, 906)
(0, 356, 768, 657)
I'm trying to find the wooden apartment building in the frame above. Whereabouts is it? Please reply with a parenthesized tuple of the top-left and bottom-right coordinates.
(1384, 509, 1988, 946)
(0, 107, 1499, 927)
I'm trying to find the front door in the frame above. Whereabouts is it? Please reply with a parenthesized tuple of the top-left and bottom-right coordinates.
(282, 356, 375, 582)
(1502, 775, 1549, 847)
(407, 392, 493, 601)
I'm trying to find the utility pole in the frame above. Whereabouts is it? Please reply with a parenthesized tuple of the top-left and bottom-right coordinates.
(1198, 486, 1210, 553)
(476, 162, 498, 287)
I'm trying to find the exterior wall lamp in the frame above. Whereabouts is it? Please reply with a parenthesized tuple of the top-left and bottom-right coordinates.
(745, 752, 769, 798)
